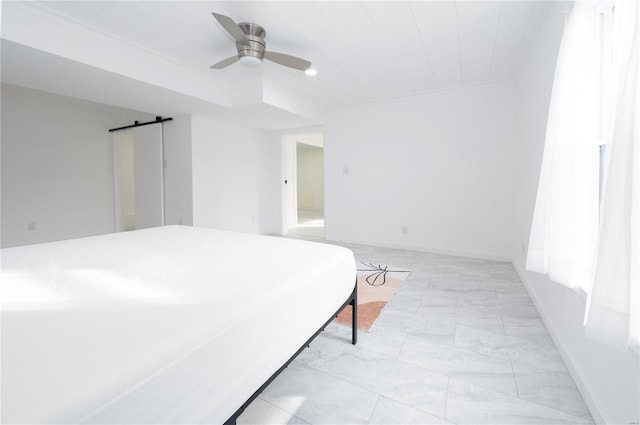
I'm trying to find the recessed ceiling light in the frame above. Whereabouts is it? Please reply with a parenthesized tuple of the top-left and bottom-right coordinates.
(305, 68, 318, 76)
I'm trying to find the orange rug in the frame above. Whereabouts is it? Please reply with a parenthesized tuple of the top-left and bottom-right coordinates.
(335, 263, 410, 331)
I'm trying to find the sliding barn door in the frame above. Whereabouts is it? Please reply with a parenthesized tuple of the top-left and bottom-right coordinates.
(132, 125, 164, 229)
(112, 125, 164, 232)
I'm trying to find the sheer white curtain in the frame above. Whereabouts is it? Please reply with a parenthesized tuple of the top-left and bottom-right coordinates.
(585, 0, 639, 351)
(526, 1, 600, 292)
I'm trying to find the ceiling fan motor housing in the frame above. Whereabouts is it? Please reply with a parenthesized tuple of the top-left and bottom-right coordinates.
(210, 13, 311, 71)
(237, 22, 266, 60)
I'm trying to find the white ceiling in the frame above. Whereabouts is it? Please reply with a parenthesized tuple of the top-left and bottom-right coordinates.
(1, 1, 551, 128)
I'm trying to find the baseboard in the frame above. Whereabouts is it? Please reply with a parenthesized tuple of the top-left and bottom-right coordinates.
(326, 235, 511, 262)
(512, 262, 609, 425)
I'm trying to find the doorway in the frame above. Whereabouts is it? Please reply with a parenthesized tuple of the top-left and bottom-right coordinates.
(281, 131, 324, 239)
(296, 142, 324, 231)
(112, 124, 164, 232)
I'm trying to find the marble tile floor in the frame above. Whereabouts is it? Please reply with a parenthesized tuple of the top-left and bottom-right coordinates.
(288, 210, 325, 240)
(238, 237, 594, 425)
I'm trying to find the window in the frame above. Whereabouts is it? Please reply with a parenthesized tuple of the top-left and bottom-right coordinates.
(596, 2, 614, 205)
(528, 0, 639, 351)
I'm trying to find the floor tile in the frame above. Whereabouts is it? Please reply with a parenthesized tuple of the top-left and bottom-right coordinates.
(416, 305, 502, 321)
(384, 293, 421, 313)
(456, 289, 497, 303)
(401, 281, 449, 298)
(399, 334, 518, 395)
(295, 329, 349, 373)
(261, 363, 379, 425)
(515, 342, 568, 373)
(238, 398, 295, 425)
(496, 292, 535, 305)
(371, 309, 457, 345)
(489, 283, 531, 295)
(409, 319, 458, 346)
(256, 230, 594, 425)
(513, 363, 592, 419)
(371, 309, 428, 332)
(369, 396, 453, 424)
(445, 378, 594, 424)
(287, 416, 310, 425)
(328, 347, 449, 418)
(419, 289, 460, 306)
(454, 325, 536, 362)
(456, 297, 540, 318)
(416, 305, 506, 333)
(353, 326, 408, 358)
(502, 316, 555, 345)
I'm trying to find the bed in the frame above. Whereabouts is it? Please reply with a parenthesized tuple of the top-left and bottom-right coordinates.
(1, 226, 357, 424)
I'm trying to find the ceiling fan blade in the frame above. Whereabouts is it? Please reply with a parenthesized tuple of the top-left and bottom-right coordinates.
(210, 55, 240, 69)
(212, 12, 250, 46)
(264, 51, 311, 71)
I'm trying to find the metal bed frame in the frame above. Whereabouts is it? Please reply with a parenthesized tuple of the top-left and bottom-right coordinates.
(223, 281, 358, 425)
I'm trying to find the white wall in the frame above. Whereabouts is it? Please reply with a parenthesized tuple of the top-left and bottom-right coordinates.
(325, 81, 514, 260)
(281, 135, 298, 232)
(0, 85, 195, 247)
(296, 143, 324, 211)
(512, 4, 640, 424)
(0, 85, 151, 247)
(191, 115, 278, 234)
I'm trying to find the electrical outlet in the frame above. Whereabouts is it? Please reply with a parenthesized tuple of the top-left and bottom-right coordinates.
(27, 222, 36, 231)
(402, 225, 408, 234)
(342, 166, 350, 175)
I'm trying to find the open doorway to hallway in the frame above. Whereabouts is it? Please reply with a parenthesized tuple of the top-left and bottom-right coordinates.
(295, 141, 324, 238)
(281, 131, 324, 240)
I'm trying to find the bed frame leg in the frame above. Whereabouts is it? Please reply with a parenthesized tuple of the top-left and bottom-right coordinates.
(350, 280, 358, 345)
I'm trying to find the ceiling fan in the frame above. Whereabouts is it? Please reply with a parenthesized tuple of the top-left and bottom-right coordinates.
(210, 12, 314, 74)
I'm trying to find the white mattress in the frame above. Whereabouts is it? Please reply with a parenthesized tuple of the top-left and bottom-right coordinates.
(1, 226, 356, 424)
